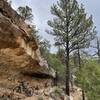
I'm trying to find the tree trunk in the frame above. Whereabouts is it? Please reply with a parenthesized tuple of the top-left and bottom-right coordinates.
(65, 46, 70, 96)
(82, 87, 85, 100)
(97, 47, 100, 63)
(98, 55, 100, 63)
(77, 46, 85, 100)
(98, 51, 100, 63)
(65, 0, 70, 96)
(53, 71, 58, 86)
(77, 45, 81, 69)
(97, 38, 100, 63)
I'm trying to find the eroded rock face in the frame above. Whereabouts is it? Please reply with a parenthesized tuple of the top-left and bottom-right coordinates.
(0, 0, 55, 92)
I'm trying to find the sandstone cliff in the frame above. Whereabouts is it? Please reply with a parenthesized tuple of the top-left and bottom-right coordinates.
(0, 0, 55, 91)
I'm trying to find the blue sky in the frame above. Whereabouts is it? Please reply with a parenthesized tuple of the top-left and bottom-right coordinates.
(11, 0, 100, 53)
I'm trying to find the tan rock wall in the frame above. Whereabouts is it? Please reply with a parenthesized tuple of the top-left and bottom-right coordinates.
(0, 0, 55, 87)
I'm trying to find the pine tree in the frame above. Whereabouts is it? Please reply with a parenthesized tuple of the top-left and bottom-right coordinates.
(17, 6, 33, 21)
(47, 0, 96, 96)
(39, 39, 51, 60)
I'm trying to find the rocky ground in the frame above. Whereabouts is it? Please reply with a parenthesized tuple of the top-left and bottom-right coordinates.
(0, 84, 82, 100)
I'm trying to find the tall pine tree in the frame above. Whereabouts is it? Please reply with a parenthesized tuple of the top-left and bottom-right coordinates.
(47, 0, 96, 96)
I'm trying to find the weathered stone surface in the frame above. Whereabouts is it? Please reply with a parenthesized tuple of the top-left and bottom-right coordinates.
(0, 0, 55, 91)
(0, 0, 31, 35)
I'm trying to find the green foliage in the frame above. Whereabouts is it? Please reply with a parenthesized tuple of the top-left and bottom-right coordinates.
(31, 25, 40, 43)
(47, 0, 96, 52)
(17, 6, 33, 21)
(53, 87, 62, 96)
(39, 39, 51, 59)
(48, 54, 64, 71)
(47, 53, 65, 83)
(76, 61, 100, 100)
(56, 48, 65, 64)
